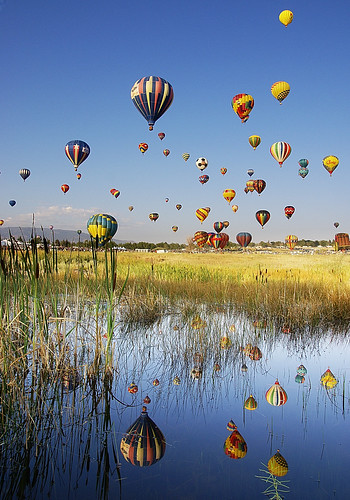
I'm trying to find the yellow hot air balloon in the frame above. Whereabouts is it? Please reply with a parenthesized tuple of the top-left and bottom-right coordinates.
(232, 204, 238, 213)
(196, 207, 210, 223)
(223, 189, 236, 204)
(323, 155, 339, 176)
(248, 135, 261, 150)
(244, 395, 258, 410)
(271, 81, 290, 104)
(268, 450, 288, 477)
(279, 10, 293, 27)
(224, 421, 247, 459)
(320, 368, 338, 389)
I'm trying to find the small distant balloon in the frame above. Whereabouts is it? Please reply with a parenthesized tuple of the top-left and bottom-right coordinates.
(223, 189, 236, 204)
(253, 179, 266, 195)
(193, 231, 208, 247)
(256, 210, 270, 228)
(271, 81, 290, 104)
(298, 167, 309, 178)
(279, 10, 293, 27)
(232, 93, 254, 123)
(128, 206, 134, 212)
(76, 173, 82, 180)
(61, 184, 69, 194)
(49, 225, 53, 230)
(232, 205, 238, 213)
(77, 229, 82, 235)
(195, 207, 210, 224)
(158, 132, 165, 140)
(220, 167, 227, 175)
(110, 189, 120, 199)
(165, 198, 169, 203)
(284, 206, 295, 219)
(223, 220, 229, 228)
(334, 222, 339, 228)
(247, 169, 254, 177)
(163, 149, 170, 157)
(149, 213, 159, 222)
(182, 153, 190, 161)
(298, 159, 309, 169)
(285, 234, 298, 250)
(172, 225, 178, 232)
(270, 142, 291, 167)
(213, 221, 224, 233)
(323, 155, 339, 176)
(139, 143, 148, 154)
(0, 220, 4, 226)
(199, 175, 209, 185)
(236, 232, 252, 248)
(176, 204, 182, 210)
(19, 168, 30, 181)
(248, 135, 261, 150)
(196, 157, 208, 171)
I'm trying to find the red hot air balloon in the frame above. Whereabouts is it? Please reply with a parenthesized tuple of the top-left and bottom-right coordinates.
(139, 143, 148, 154)
(224, 420, 247, 459)
(236, 232, 252, 248)
(61, 184, 69, 194)
(149, 213, 159, 222)
(284, 206, 295, 219)
(158, 132, 165, 140)
(253, 179, 266, 195)
(193, 231, 208, 247)
(199, 175, 209, 185)
(220, 167, 227, 175)
(163, 149, 170, 157)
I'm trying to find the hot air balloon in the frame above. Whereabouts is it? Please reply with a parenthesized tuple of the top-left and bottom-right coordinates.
(49, 225, 53, 231)
(172, 225, 178, 232)
(129, 206, 134, 211)
(196, 157, 208, 171)
(149, 213, 159, 222)
(320, 368, 338, 389)
(247, 169, 254, 177)
(213, 222, 224, 233)
(9, 200, 16, 207)
(299, 159, 309, 169)
(224, 421, 247, 459)
(298, 167, 309, 178)
(61, 184, 69, 194)
(232, 205, 238, 213)
(297, 364, 307, 376)
(256, 210, 270, 228)
(232, 93, 254, 123)
(120, 406, 166, 466)
(176, 204, 182, 211)
(199, 175, 209, 185)
(163, 149, 170, 157)
(246, 180, 255, 193)
(334, 222, 339, 228)
(284, 206, 295, 219)
(158, 132, 165, 140)
(285, 235, 298, 250)
(173, 376, 180, 385)
(244, 395, 258, 411)
(139, 143, 148, 154)
(236, 232, 252, 248)
(223, 189, 236, 204)
(206, 232, 216, 248)
(19, 168, 30, 181)
(219, 233, 229, 249)
(223, 221, 230, 228)
(253, 179, 266, 195)
(153, 379, 159, 386)
(249, 346, 262, 361)
(268, 451, 288, 477)
(211, 233, 225, 250)
(265, 380, 287, 406)
(193, 231, 208, 247)
(295, 374, 305, 384)
(110, 189, 120, 199)
(131, 76, 174, 131)
(279, 10, 293, 27)
(270, 142, 291, 167)
(65, 140, 90, 171)
(220, 167, 227, 175)
(77, 229, 82, 235)
(0, 220, 3, 226)
(248, 135, 261, 150)
(77, 173, 82, 180)
(196, 207, 210, 224)
(323, 155, 339, 176)
(128, 383, 138, 394)
(182, 153, 190, 161)
(87, 213, 118, 247)
(271, 81, 290, 104)
(165, 198, 169, 203)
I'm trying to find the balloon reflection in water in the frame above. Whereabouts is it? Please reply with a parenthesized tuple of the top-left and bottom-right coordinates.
(120, 406, 166, 467)
(297, 364, 307, 376)
(224, 420, 247, 459)
(320, 368, 338, 388)
(268, 450, 288, 477)
(244, 395, 258, 410)
(265, 380, 288, 406)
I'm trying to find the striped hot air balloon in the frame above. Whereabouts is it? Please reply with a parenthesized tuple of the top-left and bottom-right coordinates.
(19, 168, 30, 181)
(131, 76, 174, 131)
(285, 235, 298, 250)
(270, 141, 291, 167)
(213, 222, 224, 233)
(256, 210, 270, 228)
(248, 135, 261, 149)
(65, 140, 90, 171)
(196, 207, 210, 223)
(182, 152, 190, 161)
(120, 406, 166, 466)
(224, 421, 247, 459)
(139, 143, 148, 154)
(87, 213, 118, 247)
(236, 232, 252, 248)
(193, 231, 208, 247)
(253, 179, 266, 195)
(110, 189, 120, 199)
(265, 380, 287, 406)
(244, 395, 258, 410)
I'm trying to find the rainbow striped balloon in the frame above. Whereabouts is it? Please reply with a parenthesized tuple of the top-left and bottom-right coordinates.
(265, 380, 287, 406)
(270, 141, 291, 167)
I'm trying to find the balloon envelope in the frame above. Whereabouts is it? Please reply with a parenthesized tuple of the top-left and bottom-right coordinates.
(256, 210, 270, 228)
(149, 213, 159, 222)
(131, 76, 174, 131)
(87, 213, 118, 247)
(284, 206, 295, 219)
(270, 142, 291, 166)
(271, 81, 290, 103)
(232, 93, 254, 123)
(223, 189, 236, 204)
(248, 135, 261, 149)
(236, 232, 252, 248)
(61, 184, 69, 194)
(298, 167, 309, 178)
(265, 380, 287, 406)
(279, 10, 293, 27)
(268, 451, 288, 477)
(9, 200, 16, 207)
(199, 175, 209, 185)
(65, 140, 90, 171)
(253, 179, 266, 195)
(163, 149, 170, 157)
(220, 167, 227, 175)
(158, 132, 165, 140)
(193, 231, 208, 247)
(19, 168, 30, 181)
(323, 155, 339, 176)
(247, 169, 254, 177)
(285, 234, 298, 250)
(298, 159, 309, 168)
(139, 143, 148, 154)
(182, 153, 190, 161)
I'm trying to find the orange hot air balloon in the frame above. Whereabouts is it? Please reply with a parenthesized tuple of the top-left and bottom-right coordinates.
(223, 189, 236, 204)
(61, 184, 69, 194)
(196, 207, 210, 223)
(0, 220, 4, 226)
(268, 450, 288, 477)
(232, 204, 238, 213)
(163, 149, 170, 157)
(220, 167, 227, 175)
(193, 231, 208, 247)
(245, 180, 255, 193)
(253, 179, 266, 195)
(158, 132, 165, 140)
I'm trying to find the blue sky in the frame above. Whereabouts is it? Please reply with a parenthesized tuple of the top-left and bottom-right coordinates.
(0, 0, 349, 243)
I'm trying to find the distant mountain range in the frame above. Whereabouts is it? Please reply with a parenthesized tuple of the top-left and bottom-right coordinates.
(0, 227, 132, 244)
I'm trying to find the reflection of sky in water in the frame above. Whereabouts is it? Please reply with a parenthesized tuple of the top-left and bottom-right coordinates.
(3, 310, 349, 499)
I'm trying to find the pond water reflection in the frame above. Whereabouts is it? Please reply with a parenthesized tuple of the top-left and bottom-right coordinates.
(1, 310, 349, 499)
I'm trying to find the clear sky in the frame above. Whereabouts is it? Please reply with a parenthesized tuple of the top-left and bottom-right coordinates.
(0, 0, 349, 244)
